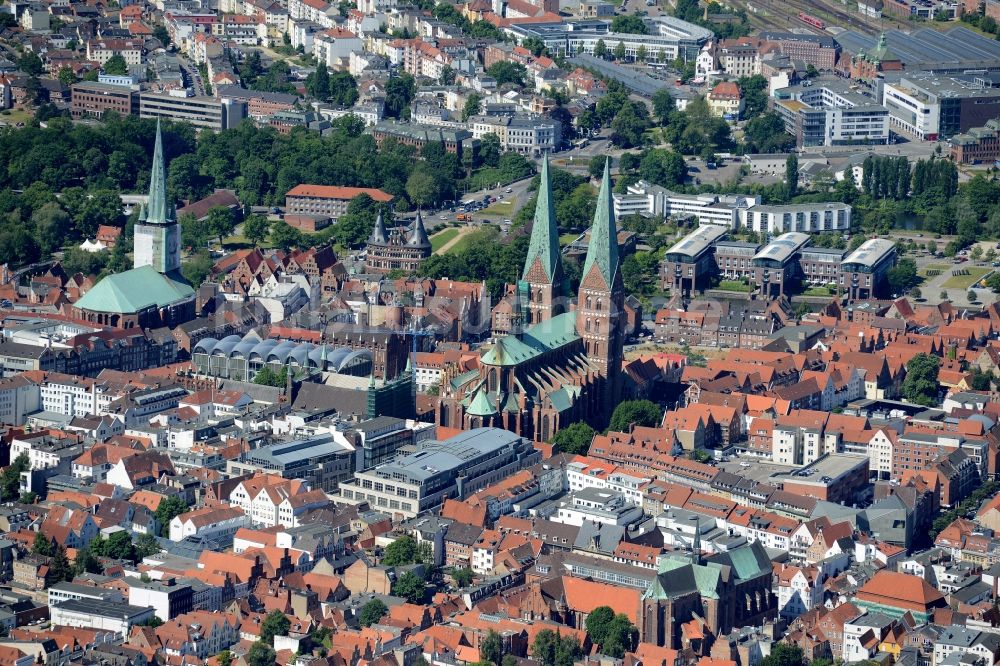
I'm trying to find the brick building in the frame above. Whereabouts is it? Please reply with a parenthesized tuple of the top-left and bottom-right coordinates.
(71, 82, 138, 119)
(284, 185, 394, 223)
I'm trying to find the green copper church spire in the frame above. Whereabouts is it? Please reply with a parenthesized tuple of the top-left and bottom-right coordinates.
(582, 158, 619, 287)
(143, 119, 171, 225)
(522, 155, 561, 283)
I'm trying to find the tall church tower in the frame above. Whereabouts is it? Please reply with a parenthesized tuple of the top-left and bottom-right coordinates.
(577, 159, 624, 412)
(521, 155, 565, 325)
(134, 119, 182, 276)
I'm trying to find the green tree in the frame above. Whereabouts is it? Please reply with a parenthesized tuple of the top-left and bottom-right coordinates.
(585, 606, 616, 647)
(58, 66, 77, 87)
(761, 643, 805, 666)
(359, 599, 388, 627)
(463, 93, 484, 121)
(181, 250, 214, 287)
(0, 454, 29, 501)
(392, 571, 426, 604)
(737, 75, 769, 118)
(32, 532, 53, 556)
(308, 63, 331, 100)
(383, 535, 419, 566)
(743, 111, 794, 153)
(613, 41, 627, 60)
(329, 71, 359, 107)
(104, 54, 129, 76)
(74, 545, 103, 575)
(206, 206, 236, 244)
(622, 251, 660, 295)
(610, 102, 650, 149)
(269, 221, 302, 251)
(32, 202, 72, 255)
(134, 533, 162, 560)
(901, 353, 940, 407)
(522, 36, 547, 56)
(486, 61, 527, 87)
(887, 258, 919, 295)
(385, 73, 416, 117)
(550, 422, 595, 455)
(786, 153, 799, 199)
(611, 14, 648, 33)
(153, 24, 170, 46)
(260, 610, 291, 644)
(242, 214, 269, 247)
(639, 149, 687, 188)
(247, 642, 276, 666)
(254, 366, 288, 388)
(452, 567, 474, 587)
(406, 170, 442, 208)
(105, 531, 135, 561)
(481, 630, 503, 665)
(609, 399, 661, 432)
(48, 544, 73, 584)
(18, 52, 44, 76)
(154, 496, 189, 537)
(652, 88, 674, 125)
(439, 65, 456, 85)
(217, 651, 233, 666)
(594, 39, 608, 58)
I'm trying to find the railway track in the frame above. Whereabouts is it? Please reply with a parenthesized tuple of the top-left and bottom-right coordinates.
(738, 0, 908, 36)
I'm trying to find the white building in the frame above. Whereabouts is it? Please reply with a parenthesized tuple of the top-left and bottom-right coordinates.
(168, 506, 248, 542)
(312, 27, 363, 67)
(881, 79, 940, 140)
(50, 600, 154, 639)
(553, 488, 643, 527)
(776, 564, 823, 620)
(0, 375, 40, 426)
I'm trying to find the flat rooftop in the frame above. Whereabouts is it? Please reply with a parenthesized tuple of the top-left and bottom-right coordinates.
(774, 453, 869, 485)
(753, 232, 811, 264)
(843, 238, 896, 269)
(665, 224, 728, 260)
(369, 427, 521, 484)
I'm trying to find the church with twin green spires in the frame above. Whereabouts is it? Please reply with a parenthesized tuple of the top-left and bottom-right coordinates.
(71, 120, 196, 329)
(435, 158, 625, 442)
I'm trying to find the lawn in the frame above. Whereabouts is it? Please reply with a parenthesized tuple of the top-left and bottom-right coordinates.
(802, 286, 837, 297)
(480, 200, 515, 217)
(943, 267, 992, 289)
(0, 108, 34, 126)
(445, 232, 476, 254)
(560, 233, 580, 246)
(431, 228, 460, 252)
(717, 280, 751, 293)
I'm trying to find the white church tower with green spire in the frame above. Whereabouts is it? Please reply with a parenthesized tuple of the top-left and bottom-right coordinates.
(134, 120, 182, 275)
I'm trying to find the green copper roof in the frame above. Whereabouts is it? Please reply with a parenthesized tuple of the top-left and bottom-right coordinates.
(467, 389, 498, 417)
(481, 312, 579, 367)
(581, 159, 619, 288)
(142, 119, 173, 225)
(74, 265, 194, 314)
(522, 155, 562, 284)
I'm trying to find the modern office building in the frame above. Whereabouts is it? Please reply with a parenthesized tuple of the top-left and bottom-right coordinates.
(506, 16, 712, 61)
(227, 435, 354, 492)
(138, 91, 247, 131)
(339, 428, 542, 518)
(71, 81, 138, 119)
(751, 232, 812, 299)
(660, 225, 729, 295)
(742, 202, 851, 234)
(615, 182, 850, 234)
(774, 79, 890, 147)
(882, 73, 1000, 140)
(839, 238, 898, 300)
